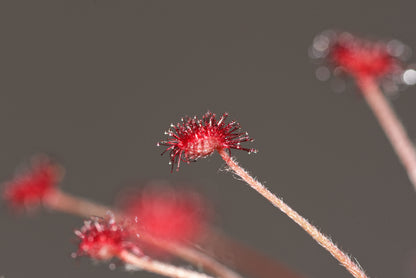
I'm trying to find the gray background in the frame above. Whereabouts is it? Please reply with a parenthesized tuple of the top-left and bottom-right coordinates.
(1, 1, 416, 278)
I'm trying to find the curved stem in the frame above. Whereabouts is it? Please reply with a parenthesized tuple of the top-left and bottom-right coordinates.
(44, 190, 111, 218)
(357, 77, 416, 190)
(43, 189, 242, 278)
(145, 237, 242, 278)
(217, 148, 368, 278)
(119, 250, 214, 278)
(198, 228, 303, 278)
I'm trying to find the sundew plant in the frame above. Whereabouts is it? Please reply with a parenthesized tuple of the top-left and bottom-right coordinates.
(2, 3, 416, 278)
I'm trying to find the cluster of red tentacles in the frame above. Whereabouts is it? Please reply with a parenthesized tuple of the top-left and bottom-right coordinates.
(158, 112, 257, 171)
(311, 31, 405, 81)
(119, 185, 208, 243)
(74, 217, 141, 261)
(3, 157, 62, 209)
(330, 34, 399, 79)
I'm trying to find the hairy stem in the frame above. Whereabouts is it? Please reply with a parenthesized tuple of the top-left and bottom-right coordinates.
(44, 190, 110, 218)
(358, 77, 416, 190)
(145, 237, 242, 278)
(43, 189, 242, 278)
(217, 149, 368, 278)
(119, 250, 214, 278)
(198, 229, 302, 278)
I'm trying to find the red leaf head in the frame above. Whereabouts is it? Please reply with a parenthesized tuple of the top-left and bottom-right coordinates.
(158, 112, 257, 171)
(3, 156, 63, 210)
(118, 183, 210, 243)
(310, 31, 409, 81)
(74, 216, 141, 261)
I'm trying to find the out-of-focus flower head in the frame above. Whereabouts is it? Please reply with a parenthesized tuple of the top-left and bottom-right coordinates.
(117, 182, 210, 244)
(3, 155, 63, 210)
(309, 30, 416, 94)
(74, 216, 141, 261)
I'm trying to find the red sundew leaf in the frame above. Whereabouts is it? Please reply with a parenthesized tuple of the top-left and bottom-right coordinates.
(74, 216, 141, 261)
(117, 184, 210, 244)
(331, 38, 396, 79)
(158, 111, 257, 171)
(310, 31, 408, 81)
(3, 156, 63, 210)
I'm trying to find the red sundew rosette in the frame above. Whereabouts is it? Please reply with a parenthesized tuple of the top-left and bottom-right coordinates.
(330, 34, 399, 80)
(309, 30, 412, 93)
(116, 183, 211, 256)
(2, 156, 63, 210)
(158, 112, 257, 172)
(74, 216, 141, 261)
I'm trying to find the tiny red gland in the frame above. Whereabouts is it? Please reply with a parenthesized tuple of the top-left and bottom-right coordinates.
(3, 157, 62, 209)
(119, 185, 208, 243)
(158, 111, 257, 171)
(74, 217, 141, 261)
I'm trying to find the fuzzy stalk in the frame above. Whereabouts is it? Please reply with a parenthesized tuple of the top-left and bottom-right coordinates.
(357, 77, 416, 189)
(198, 229, 302, 278)
(217, 148, 368, 278)
(144, 236, 242, 278)
(44, 189, 110, 218)
(119, 250, 214, 278)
